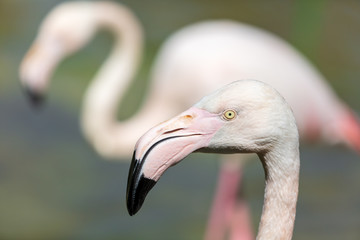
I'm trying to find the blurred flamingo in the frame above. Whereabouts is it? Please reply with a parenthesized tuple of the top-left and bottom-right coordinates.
(19, 1, 360, 240)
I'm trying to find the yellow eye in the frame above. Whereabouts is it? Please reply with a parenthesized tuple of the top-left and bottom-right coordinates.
(223, 109, 236, 120)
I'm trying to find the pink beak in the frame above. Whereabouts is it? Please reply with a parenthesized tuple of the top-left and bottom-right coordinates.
(126, 107, 223, 216)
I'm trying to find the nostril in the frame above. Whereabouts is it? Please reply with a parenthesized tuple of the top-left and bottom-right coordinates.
(163, 128, 184, 135)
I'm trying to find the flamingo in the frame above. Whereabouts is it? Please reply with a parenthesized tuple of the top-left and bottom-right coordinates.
(19, 1, 360, 239)
(126, 79, 300, 240)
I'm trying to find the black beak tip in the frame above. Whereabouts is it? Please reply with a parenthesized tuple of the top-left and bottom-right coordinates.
(126, 151, 157, 216)
(126, 173, 157, 216)
(127, 198, 140, 216)
(23, 85, 45, 108)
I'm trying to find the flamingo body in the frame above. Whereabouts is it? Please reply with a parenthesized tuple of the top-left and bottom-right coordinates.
(151, 20, 358, 146)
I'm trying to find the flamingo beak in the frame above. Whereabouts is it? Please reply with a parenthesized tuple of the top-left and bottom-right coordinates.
(23, 85, 45, 108)
(126, 107, 223, 216)
(20, 41, 63, 108)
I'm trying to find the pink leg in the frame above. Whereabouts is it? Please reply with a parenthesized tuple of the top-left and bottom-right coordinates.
(229, 200, 254, 240)
(204, 160, 252, 240)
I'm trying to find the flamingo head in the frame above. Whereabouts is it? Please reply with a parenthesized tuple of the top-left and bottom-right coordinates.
(19, 2, 98, 106)
(126, 80, 299, 215)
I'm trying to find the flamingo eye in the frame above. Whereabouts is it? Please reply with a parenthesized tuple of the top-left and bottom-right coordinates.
(222, 109, 237, 121)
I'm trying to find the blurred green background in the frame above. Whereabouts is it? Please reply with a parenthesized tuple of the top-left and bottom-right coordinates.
(1, 0, 360, 239)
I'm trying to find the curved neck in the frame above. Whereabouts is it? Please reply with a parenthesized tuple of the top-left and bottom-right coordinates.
(81, 2, 144, 158)
(257, 144, 300, 240)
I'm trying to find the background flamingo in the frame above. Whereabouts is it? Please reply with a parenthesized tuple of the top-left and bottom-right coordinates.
(18, 1, 360, 240)
(126, 80, 300, 240)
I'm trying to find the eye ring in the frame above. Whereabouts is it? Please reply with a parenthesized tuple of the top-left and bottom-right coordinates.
(222, 109, 237, 121)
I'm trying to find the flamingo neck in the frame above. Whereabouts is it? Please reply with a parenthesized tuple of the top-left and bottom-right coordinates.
(81, 2, 144, 158)
(257, 144, 300, 240)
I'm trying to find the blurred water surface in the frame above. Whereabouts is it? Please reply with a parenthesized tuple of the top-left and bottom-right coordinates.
(0, 0, 360, 239)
